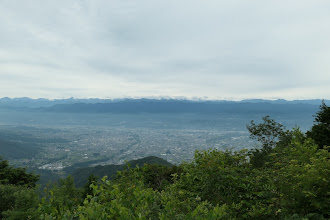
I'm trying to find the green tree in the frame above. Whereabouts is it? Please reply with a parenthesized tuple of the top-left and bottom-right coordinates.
(246, 116, 293, 168)
(0, 184, 40, 219)
(142, 164, 183, 191)
(306, 100, 330, 149)
(269, 130, 330, 218)
(0, 157, 40, 219)
(39, 175, 83, 217)
(0, 156, 39, 187)
(247, 116, 287, 150)
(83, 174, 98, 197)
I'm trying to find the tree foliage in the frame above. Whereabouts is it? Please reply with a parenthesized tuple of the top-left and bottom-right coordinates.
(0, 156, 39, 187)
(307, 100, 330, 149)
(0, 184, 40, 219)
(0, 156, 40, 219)
(246, 116, 294, 168)
(247, 115, 294, 151)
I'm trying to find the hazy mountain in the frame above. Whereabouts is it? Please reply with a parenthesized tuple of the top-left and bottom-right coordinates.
(241, 99, 329, 105)
(0, 97, 329, 109)
(0, 97, 115, 108)
(40, 99, 319, 115)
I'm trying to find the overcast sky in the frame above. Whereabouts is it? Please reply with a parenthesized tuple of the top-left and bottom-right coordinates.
(1, 0, 330, 100)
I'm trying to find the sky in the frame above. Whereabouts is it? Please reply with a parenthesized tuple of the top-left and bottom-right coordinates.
(1, 0, 330, 100)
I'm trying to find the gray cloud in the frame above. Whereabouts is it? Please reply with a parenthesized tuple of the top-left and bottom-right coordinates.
(1, 0, 330, 100)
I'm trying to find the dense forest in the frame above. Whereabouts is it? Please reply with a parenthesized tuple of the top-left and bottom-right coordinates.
(0, 102, 330, 219)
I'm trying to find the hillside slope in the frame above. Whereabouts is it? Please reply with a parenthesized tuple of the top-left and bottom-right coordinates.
(70, 156, 172, 187)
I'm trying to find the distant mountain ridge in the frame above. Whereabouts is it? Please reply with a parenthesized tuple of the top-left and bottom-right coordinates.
(0, 97, 115, 108)
(40, 100, 320, 115)
(0, 97, 329, 108)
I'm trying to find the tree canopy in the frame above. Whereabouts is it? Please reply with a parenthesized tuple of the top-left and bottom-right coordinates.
(0, 157, 40, 219)
(307, 100, 330, 149)
(0, 157, 39, 187)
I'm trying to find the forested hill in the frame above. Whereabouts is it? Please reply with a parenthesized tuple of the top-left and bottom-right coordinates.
(0, 139, 42, 159)
(41, 100, 319, 115)
(70, 156, 172, 187)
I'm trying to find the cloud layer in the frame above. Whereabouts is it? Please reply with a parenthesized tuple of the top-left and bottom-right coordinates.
(1, 0, 330, 100)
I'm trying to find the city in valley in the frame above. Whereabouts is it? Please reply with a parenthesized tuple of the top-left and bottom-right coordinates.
(0, 112, 257, 170)
(0, 99, 317, 180)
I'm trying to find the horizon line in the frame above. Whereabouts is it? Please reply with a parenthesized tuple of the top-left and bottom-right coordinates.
(0, 96, 328, 102)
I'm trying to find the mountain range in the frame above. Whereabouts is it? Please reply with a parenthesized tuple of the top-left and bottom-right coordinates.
(0, 97, 329, 108)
